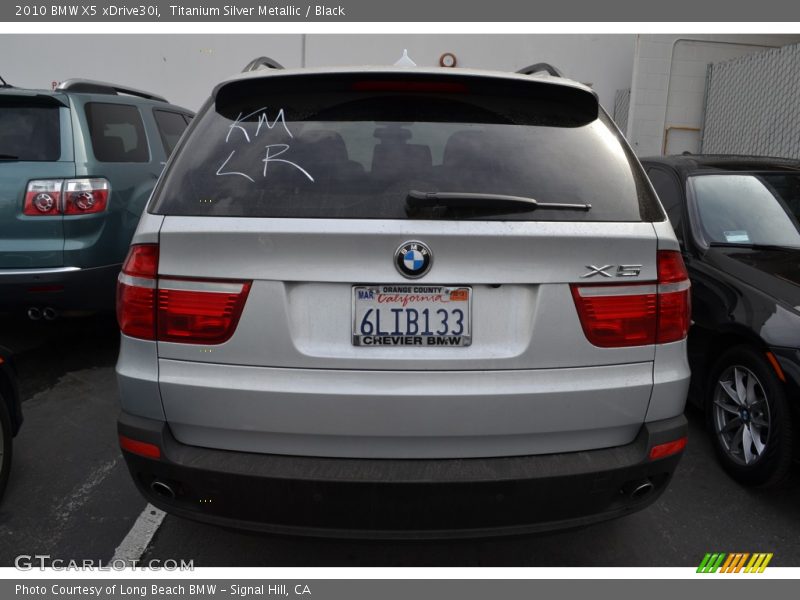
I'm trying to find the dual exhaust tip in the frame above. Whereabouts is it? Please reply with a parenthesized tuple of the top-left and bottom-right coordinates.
(27, 307, 58, 321)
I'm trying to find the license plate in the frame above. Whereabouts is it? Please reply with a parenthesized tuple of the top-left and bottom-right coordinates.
(352, 285, 472, 347)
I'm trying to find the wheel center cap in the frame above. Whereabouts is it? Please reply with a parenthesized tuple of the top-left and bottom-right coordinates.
(740, 408, 750, 422)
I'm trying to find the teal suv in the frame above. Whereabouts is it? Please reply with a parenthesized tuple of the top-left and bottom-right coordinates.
(0, 79, 192, 317)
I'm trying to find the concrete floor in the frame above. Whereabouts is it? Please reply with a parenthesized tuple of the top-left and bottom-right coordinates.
(1, 315, 798, 567)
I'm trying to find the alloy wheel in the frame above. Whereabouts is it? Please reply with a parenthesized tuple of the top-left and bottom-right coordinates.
(712, 365, 771, 466)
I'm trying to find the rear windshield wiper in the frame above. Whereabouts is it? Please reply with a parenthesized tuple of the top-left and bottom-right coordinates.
(406, 191, 592, 213)
(709, 242, 800, 251)
(0, 153, 19, 160)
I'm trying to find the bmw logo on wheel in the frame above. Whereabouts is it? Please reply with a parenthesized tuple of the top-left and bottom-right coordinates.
(394, 241, 433, 279)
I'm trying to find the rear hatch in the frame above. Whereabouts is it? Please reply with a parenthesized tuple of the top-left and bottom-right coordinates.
(133, 71, 670, 458)
(0, 92, 74, 268)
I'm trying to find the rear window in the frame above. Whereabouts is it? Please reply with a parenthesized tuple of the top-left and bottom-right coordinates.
(0, 97, 61, 161)
(154, 109, 190, 156)
(151, 75, 660, 222)
(85, 102, 149, 163)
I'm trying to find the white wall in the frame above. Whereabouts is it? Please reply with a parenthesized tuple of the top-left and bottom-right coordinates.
(627, 34, 800, 157)
(0, 35, 304, 110)
(0, 34, 635, 111)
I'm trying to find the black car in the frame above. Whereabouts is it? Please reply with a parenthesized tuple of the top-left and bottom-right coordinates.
(642, 155, 800, 487)
(0, 345, 22, 500)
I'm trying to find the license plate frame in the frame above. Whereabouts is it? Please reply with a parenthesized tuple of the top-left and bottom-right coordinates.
(351, 285, 472, 347)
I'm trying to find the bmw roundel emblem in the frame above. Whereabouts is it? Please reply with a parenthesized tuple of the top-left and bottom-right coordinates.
(394, 241, 433, 279)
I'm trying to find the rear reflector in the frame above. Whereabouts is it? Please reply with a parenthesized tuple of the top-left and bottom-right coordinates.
(119, 435, 161, 460)
(649, 436, 687, 460)
(571, 250, 690, 348)
(116, 244, 251, 345)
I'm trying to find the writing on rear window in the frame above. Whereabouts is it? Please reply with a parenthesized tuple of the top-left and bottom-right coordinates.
(151, 76, 661, 222)
(217, 107, 314, 183)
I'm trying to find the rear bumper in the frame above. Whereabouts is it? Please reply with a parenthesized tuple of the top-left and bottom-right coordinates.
(119, 412, 687, 538)
(0, 264, 120, 312)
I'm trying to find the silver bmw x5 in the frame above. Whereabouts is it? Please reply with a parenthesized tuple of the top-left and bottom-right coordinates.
(115, 63, 691, 537)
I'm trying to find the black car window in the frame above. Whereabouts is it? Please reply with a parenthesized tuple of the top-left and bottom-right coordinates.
(85, 103, 149, 163)
(760, 173, 800, 222)
(153, 109, 189, 156)
(150, 75, 661, 222)
(690, 174, 800, 248)
(0, 98, 61, 161)
(648, 167, 684, 240)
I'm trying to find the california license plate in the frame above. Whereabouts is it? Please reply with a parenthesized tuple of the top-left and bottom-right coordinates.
(352, 285, 472, 347)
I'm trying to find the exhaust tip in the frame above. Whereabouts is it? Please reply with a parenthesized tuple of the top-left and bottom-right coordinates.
(630, 480, 655, 500)
(27, 307, 42, 321)
(43, 307, 58, 321)
(150, 481, 176, 500)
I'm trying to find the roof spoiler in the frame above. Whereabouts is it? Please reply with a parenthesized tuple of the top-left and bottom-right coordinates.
(55, 79, 167, 103)
(517, 63, 564, 78)
(241, 56, 285, 72)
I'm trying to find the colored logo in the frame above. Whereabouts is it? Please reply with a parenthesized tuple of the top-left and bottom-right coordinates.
(697, 553, 773, 573)
(394, 241, 432, 279)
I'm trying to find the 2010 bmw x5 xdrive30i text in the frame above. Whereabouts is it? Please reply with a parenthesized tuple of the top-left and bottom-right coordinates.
(116, 64, 691, 537)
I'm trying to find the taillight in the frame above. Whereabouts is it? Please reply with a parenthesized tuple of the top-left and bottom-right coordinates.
(23, 178, 110, 216)
(571, 250, 690, 348)
(654, 250, 692, 344)
(116, 244, 251, 345)
(23, 180, 62, 215)
(117, 244, 159, 340)
(64, 178, 109, 214)
(157, 279, 251, 344)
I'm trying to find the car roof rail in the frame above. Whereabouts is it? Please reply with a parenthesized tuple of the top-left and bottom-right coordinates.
(242, 56, 285, 72)
(55, 79, 168, 103)
(517, 63, 564, 77)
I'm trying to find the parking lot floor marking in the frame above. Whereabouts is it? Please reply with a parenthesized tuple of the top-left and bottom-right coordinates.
(55, 457, 120, 522)
(112, 504, 166, 563)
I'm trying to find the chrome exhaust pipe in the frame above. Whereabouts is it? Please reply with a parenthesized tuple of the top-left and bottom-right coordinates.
(27, 307, 42, 321)
(43, 307, 58, 321)
(150, 481, 176, 500)
(629, 480, 655, 500)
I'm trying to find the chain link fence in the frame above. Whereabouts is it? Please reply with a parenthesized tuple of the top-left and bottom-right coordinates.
(702, 42, 800, 159)
(613, 88, 630, 136)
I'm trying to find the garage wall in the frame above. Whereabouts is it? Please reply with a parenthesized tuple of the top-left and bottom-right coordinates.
(626, 34, 800, 157)
(702, 42, 800, 159)
(0, 34, 634, 111)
